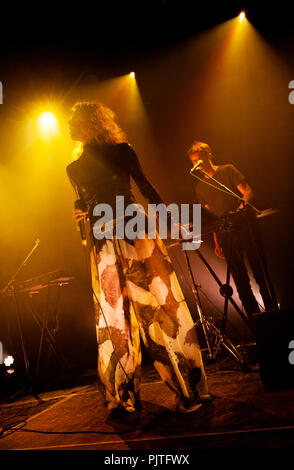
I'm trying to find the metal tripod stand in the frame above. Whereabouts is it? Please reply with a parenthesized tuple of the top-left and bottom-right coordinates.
(184, 250, 250, 372)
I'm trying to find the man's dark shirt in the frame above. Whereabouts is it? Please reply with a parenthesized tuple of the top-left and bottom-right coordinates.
(195, 164, 246, 217)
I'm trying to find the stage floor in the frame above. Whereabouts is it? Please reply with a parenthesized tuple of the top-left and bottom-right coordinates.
(1, 351, 294, 452)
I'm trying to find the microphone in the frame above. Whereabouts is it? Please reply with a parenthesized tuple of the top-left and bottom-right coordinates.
(190, 160, 203, 174)
(74, 200, 87, 248)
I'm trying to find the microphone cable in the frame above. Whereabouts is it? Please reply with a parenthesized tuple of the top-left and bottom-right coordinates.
(71, 185, 134, 387)
(81, 226, 133, 387)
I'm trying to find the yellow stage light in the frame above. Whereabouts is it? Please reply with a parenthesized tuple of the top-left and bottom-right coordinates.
(238, 11, 246, 23)
(129, 72, 135, 78)
(37, 111, 59, 139)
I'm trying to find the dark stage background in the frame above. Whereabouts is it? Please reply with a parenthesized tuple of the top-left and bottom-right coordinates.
(0, 2, 293, 378)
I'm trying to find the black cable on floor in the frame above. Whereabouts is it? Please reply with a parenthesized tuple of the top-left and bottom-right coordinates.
(0, 405, 168, 439)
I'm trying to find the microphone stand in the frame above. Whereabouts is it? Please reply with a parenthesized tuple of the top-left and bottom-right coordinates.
(1, 239, 40, 295)
(190, 167, 278, 218)
(190, 166, 279, 323)
(183, 249, 249, 371)
(190, 167, 261, 214)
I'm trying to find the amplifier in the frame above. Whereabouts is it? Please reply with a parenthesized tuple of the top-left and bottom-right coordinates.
(253, 308, 294, 389)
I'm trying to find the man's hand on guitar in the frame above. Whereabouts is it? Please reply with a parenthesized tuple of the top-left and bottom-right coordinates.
(213, 232, 225, 259)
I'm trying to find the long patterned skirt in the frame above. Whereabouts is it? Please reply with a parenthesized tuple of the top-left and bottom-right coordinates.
(89, 233, 209, 412)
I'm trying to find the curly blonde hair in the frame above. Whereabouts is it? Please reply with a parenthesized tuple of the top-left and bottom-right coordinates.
(70, 101, 127, 157)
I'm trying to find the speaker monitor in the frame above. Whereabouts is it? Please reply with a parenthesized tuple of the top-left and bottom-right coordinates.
(253, 307, 294, 389)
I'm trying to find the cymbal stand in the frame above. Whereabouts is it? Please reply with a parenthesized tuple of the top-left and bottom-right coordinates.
(184, 250, 249, 371)
(195, 233, 253, 332)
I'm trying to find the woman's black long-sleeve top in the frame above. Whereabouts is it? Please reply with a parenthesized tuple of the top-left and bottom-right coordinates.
(66, 142, 163, 223)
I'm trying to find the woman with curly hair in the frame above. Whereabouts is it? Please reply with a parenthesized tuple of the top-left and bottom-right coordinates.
(67, 101, 209, 418)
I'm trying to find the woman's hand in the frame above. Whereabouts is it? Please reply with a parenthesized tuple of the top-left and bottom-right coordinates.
(73, 209, 88, 231)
